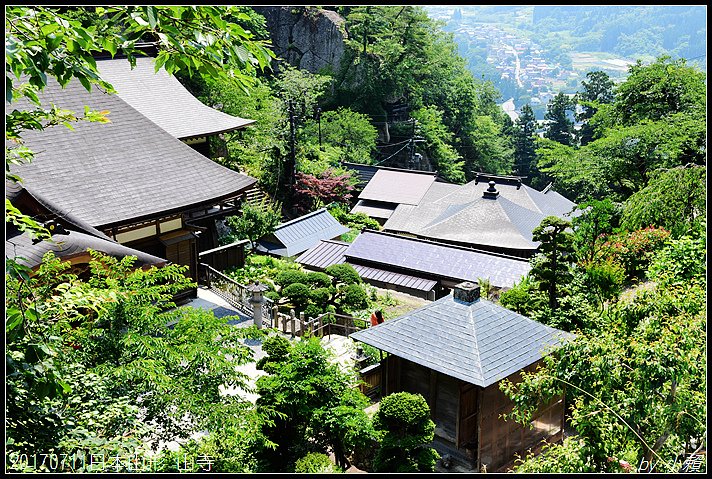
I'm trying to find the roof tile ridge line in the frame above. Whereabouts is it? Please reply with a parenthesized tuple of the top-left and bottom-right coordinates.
(417, 198, 483, 230)
(375, 165, 438, 176)
(519, 183, 545, 214)
(275, 208, 331, 229)
(468, 302, 485, 383)
(320, 239, 352, 246)
(496, 197, 546, 246)
(361, 229, 529, 262)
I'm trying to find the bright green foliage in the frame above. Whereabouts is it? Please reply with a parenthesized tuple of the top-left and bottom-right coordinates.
(372, 392, 440, 472)
(310, 287, 333, 306)
(302, 107, 378, 165)
(610, 56, 706, 126)
(538, 57, 706, 203)
(255, 336, 374, 472)
(341, 283, 370, 313)
(512, 437, 597, 473)
(411, 106, 465, 183)
(294, 452, 344, 473)
(544, 92, 575, 146)
(582, 258, 626, 304)
(225, 200, 282, 251)
(529, 216, 576, 311)
(256, 334, 293, 373)
(275, 269, 309, 288)
(572, 198, 623, 263)
(647, 227, 706, 288)
(6, 251, 261, 472)
(498, 276, 546, 317)
(325, 263, 362, 286)
(502, 256, 707, 473)
(328, 203, 381, 231)
(468, 115, 515, 175)
(282, 283, 312, 311)
(621, 165, 706, 237)
(306, 271, 332, 289)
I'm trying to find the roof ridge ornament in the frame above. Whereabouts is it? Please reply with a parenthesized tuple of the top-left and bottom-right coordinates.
(482, 181, 500, 199)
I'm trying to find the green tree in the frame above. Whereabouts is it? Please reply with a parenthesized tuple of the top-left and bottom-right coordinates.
(411, 106, 465, 183)
(254, 336, 375, 472)
(609, 56, 706, 127)
(5, 5, 274, 238)
(576, 70, 615, 146)
(621, 165, 706, 237)
(225, 200, 282, 252)
(571, 198, 622, 263)
(302, 107, 378, 165)
(544, 92, 575, 146)
(530, 216, 576, 311)
(372, 392, 440, 472)
(502, 278, 706, 472)
(6, 251, 262, 471)
(512, 103, 538, 180)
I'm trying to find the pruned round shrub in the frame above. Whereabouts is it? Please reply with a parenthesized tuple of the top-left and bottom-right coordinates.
(282, 282, 311, 310)
(325, 263, 361, 285)
(306, 271, 332, 288)
(275, 269, 308, 288)
(294, 452, 342, 473)
(341, 284, 369, 312)
(310, 287, 332, 305)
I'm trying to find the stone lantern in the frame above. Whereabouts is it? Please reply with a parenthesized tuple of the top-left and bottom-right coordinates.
(247, 281, 269, 329)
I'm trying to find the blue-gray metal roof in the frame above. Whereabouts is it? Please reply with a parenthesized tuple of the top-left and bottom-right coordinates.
(256, 209, 349, 257)
(97, 57, 255, 139)
(350, 293, 573, 387)
(344, 230, 531, 289)
(297, 240, 437, 292)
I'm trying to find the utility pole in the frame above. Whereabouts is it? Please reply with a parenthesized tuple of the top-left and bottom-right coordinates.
(408, 118, 417, 169)
(287, 99, 296, 187)
(315, 107, 322, 151)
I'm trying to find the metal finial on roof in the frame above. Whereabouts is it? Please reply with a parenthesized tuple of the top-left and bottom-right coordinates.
(483, 181, 500, 199)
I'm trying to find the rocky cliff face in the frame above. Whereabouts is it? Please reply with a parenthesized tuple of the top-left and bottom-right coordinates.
(254, 6, 347, 74)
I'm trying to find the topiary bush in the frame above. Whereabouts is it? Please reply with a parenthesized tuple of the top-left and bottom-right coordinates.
(294, 452, 343, 473)
(275, 269, 309, 288)
(372, 392, 439, 472)
(310, 287, 333, 306)
(282, 282, 312, 311)
(341, 283, 369, 313)
(306, 271, 332, 289)
(325, 264, 361, 285)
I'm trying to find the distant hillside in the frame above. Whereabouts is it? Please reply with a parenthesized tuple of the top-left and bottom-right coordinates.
(425, 5, 706, 119)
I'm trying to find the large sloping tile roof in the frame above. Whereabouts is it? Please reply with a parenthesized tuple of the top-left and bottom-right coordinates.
(97, 57, 254, 139)
(357, 169, 437, 205)
(384, 178, 577, 252)
(6, 78, 257, 229)
(344, 230, 531, 289)
(350, 292, 573, 387)
(256, 208, 349, 257)
(296, 239, 437, 292)
(6, 225, 166, 270)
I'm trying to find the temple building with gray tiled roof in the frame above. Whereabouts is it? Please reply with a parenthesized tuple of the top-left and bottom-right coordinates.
(256, 208, 349, 258)
(353, 170, 578, 257)
(6, 75, 258, 299)
(350, 281, 573, 472)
